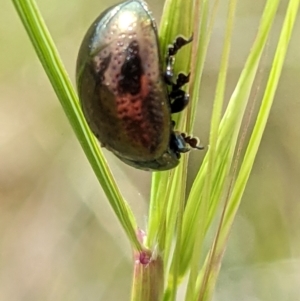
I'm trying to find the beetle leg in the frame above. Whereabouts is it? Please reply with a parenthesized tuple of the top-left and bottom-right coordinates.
(164, 56, 175, 85)
(174, 72, 190, 89)
(168, 72, 191, 113)
(170, 131, 204, 156)
(180, 133, 204, 150)
(164, 35, 193, 113)
(168, 35, 193, 57)
(164, 35, 193, 85)
(170, 132, 190, 157)
(169, 89, 189, 113)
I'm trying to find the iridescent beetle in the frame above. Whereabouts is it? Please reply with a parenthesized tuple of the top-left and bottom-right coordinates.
(76, 0, 202, 171)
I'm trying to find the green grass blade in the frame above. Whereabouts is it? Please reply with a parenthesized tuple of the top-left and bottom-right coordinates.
(185, 0, 237, 298)
(199, 0, 300, 299)
(179, 0, 280, 279)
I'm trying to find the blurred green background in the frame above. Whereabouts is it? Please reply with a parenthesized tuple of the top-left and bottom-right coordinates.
(1, 0, 299, 300)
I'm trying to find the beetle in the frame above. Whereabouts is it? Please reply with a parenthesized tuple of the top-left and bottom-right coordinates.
(76, 0, 202, 171)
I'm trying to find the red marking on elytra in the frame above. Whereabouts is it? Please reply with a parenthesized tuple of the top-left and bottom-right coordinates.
(115, 74, 154, 147)
(116, 74, 149, 120)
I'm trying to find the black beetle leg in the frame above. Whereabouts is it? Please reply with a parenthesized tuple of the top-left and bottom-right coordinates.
(169, 89, 189, 113)
(164, 35, 193, 85)
(169, 72, 191, 113)
(170, 132, 190, 158)
(170, 117, 204, 156)
(168, 35, 193, 57)
(170, 130, 204, 158)
(165, 56, 175, 85)
(174, 72, 190, 89)
(164, 35, 193, 113)
(180, 133, 204, 150)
